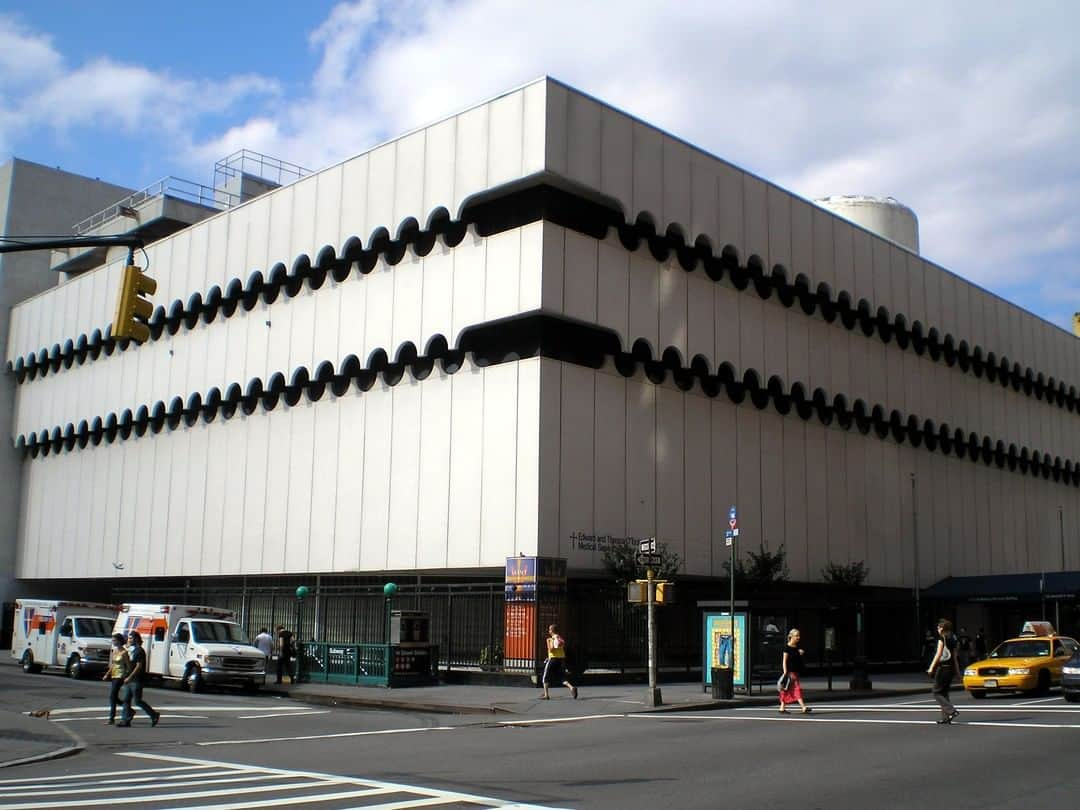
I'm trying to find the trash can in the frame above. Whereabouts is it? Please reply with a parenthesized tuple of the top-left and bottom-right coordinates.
(711, 667, 734, 699)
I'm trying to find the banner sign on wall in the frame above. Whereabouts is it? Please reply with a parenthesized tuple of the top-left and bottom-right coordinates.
(703, 612, 747, 688)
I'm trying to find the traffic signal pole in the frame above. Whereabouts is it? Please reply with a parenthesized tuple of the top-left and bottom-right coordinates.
(646, 565, 662, 707)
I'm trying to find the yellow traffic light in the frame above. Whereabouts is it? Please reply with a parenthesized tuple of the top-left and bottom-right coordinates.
(112, 264, 157, 343)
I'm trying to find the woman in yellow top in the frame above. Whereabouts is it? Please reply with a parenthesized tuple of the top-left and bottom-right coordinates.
(101, 633, 131, 725)
(540, 624, 578, 700)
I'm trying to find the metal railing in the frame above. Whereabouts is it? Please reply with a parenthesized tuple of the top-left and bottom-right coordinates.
(73, 177, 237, 235)
(299, 641, 392, 686)
(213, 149, 310, 192)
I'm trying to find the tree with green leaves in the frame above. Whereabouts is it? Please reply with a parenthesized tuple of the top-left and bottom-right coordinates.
(723, 543, 790, 587)
(602, 541, 681, 586)
(821, 560, 869, 587)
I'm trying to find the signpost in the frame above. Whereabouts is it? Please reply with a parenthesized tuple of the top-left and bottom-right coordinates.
(727, 506, 738, 660)
(638, 537, 661, 707)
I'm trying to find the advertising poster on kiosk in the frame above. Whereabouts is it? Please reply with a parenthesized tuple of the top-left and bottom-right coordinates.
(703, 612, 747, 689)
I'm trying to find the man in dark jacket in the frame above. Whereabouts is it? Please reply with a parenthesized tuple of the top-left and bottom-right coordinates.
(118, 631, 160, 727)
(276, 625, 295, 684)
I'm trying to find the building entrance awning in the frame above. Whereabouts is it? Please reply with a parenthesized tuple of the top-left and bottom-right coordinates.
(924, 572, 1080, 602)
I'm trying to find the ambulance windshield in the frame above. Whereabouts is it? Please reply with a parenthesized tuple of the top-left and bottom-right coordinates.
(190, 621, 248, 644)
(73, 618, 113, 638)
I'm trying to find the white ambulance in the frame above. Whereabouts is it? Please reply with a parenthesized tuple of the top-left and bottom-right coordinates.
(12, 599, 118, 678)
(113, 604, 267, 692)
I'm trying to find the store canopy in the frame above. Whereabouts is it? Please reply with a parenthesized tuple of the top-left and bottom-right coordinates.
(924, 571, 1080, 601)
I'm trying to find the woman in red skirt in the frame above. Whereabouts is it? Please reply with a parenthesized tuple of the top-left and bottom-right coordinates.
(779, 628, 811, 714)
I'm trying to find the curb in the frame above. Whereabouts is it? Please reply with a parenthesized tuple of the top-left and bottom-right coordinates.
(0, 719, 85, 770)
(632, 686, 932, 714)
(262, 685, 931, 717)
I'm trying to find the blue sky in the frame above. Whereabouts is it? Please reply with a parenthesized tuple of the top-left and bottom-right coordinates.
(1, 1, 1077, 331)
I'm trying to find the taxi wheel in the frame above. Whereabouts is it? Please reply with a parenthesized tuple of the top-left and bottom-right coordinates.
(1065, 693, 1080, 703)
(1034, 670, 1051, 696)
(970, 690, 986, 699)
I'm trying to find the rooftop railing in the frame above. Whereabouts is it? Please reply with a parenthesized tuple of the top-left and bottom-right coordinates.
(72, 176, 238, 235)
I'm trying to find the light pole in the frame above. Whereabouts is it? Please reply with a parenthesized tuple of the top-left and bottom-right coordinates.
(294, 585, 309, 683)
(911, 473, 921, 660)
(646, 566, 661, 707)
(383, 582, 398, 642)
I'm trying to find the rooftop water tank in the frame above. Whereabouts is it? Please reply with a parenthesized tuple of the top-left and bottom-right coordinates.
(815, 195, 920, 254)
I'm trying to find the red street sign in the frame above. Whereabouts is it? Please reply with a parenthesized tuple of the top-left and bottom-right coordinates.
(729, 518, 737, 529)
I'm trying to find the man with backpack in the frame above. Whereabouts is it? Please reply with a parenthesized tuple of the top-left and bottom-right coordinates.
(276, 625, 295, 684)
(117, 631, 160, 728)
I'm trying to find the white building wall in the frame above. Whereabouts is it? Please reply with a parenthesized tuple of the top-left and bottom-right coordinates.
(10, 222, 546, 444)
(14, 358, 541, 579)
(536, 358, 1079, 587)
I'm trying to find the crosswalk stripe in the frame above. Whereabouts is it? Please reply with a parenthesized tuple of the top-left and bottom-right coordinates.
(235, 710, 332, 719)
(0, 764, 215, 786)
(120, 752, 565, 808)
(196, 725, 453, 746)
(40, 705, 314, 716)
(0, 776, 360, 809)
(175, 791, 449, 810)
(0, 772, 296, 798)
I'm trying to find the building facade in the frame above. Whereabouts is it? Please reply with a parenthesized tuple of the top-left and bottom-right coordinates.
(5, 80, 1080, 652)
(0, 159, 133, 613)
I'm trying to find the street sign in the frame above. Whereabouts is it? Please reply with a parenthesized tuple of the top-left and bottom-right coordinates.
(724, 529, 734, 547)
(636, 552, 662, 567)
(639, 537, 656, 553)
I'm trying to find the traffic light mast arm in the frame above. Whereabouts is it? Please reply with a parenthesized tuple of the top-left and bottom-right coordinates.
(0, 235, 143, 258)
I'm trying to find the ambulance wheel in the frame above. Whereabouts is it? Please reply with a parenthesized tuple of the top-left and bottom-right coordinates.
(21, 651, 41, 674)
(66, 655, 83, 679)
(183, 665, 203, 693)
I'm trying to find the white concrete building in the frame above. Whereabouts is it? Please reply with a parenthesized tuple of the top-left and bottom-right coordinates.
(0, 159, 133, 612)
(5, 79, 1080, 607)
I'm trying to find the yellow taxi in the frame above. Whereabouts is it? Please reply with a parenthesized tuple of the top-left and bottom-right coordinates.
(963, 621, 1079, 698)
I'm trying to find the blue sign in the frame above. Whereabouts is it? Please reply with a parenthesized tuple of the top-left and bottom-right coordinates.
(728, 506, 737, 521)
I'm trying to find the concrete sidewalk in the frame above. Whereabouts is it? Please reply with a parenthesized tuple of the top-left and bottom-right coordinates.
(263, 671, 933, 717)
(0, 709, 83, 769)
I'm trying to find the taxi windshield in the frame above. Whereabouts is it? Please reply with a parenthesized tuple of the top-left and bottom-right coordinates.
(990, 640, 1050, 658)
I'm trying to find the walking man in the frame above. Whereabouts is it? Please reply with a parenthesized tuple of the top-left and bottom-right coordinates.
(118, 630, 160, 727)
(540, 624, 577, 700)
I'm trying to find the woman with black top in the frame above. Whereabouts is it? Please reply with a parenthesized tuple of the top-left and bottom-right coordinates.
(778, 628, 811, 714)
(927, 618, 960, 724)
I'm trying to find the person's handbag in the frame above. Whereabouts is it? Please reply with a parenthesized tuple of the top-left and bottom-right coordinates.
(777, 673, 791, 691)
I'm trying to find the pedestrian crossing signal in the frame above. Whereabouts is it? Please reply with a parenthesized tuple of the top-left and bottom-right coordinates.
(111, 264, 156, 343)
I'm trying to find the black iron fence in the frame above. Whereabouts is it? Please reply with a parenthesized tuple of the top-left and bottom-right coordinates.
(102, 577, 921, 675)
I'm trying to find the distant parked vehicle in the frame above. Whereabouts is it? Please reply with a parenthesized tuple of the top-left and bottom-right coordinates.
(1061, 647, 1080, 703)
(114, 603, 266, 692)
(12, 599, 117, 679)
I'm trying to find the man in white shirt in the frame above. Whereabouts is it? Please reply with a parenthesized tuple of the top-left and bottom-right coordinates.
(254, 627, 274, 668)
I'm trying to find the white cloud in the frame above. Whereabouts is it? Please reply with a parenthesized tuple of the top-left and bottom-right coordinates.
(0, 16, 279, 166)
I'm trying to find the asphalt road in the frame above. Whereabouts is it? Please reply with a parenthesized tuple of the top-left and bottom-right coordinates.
(2, 666, 1079, 809)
